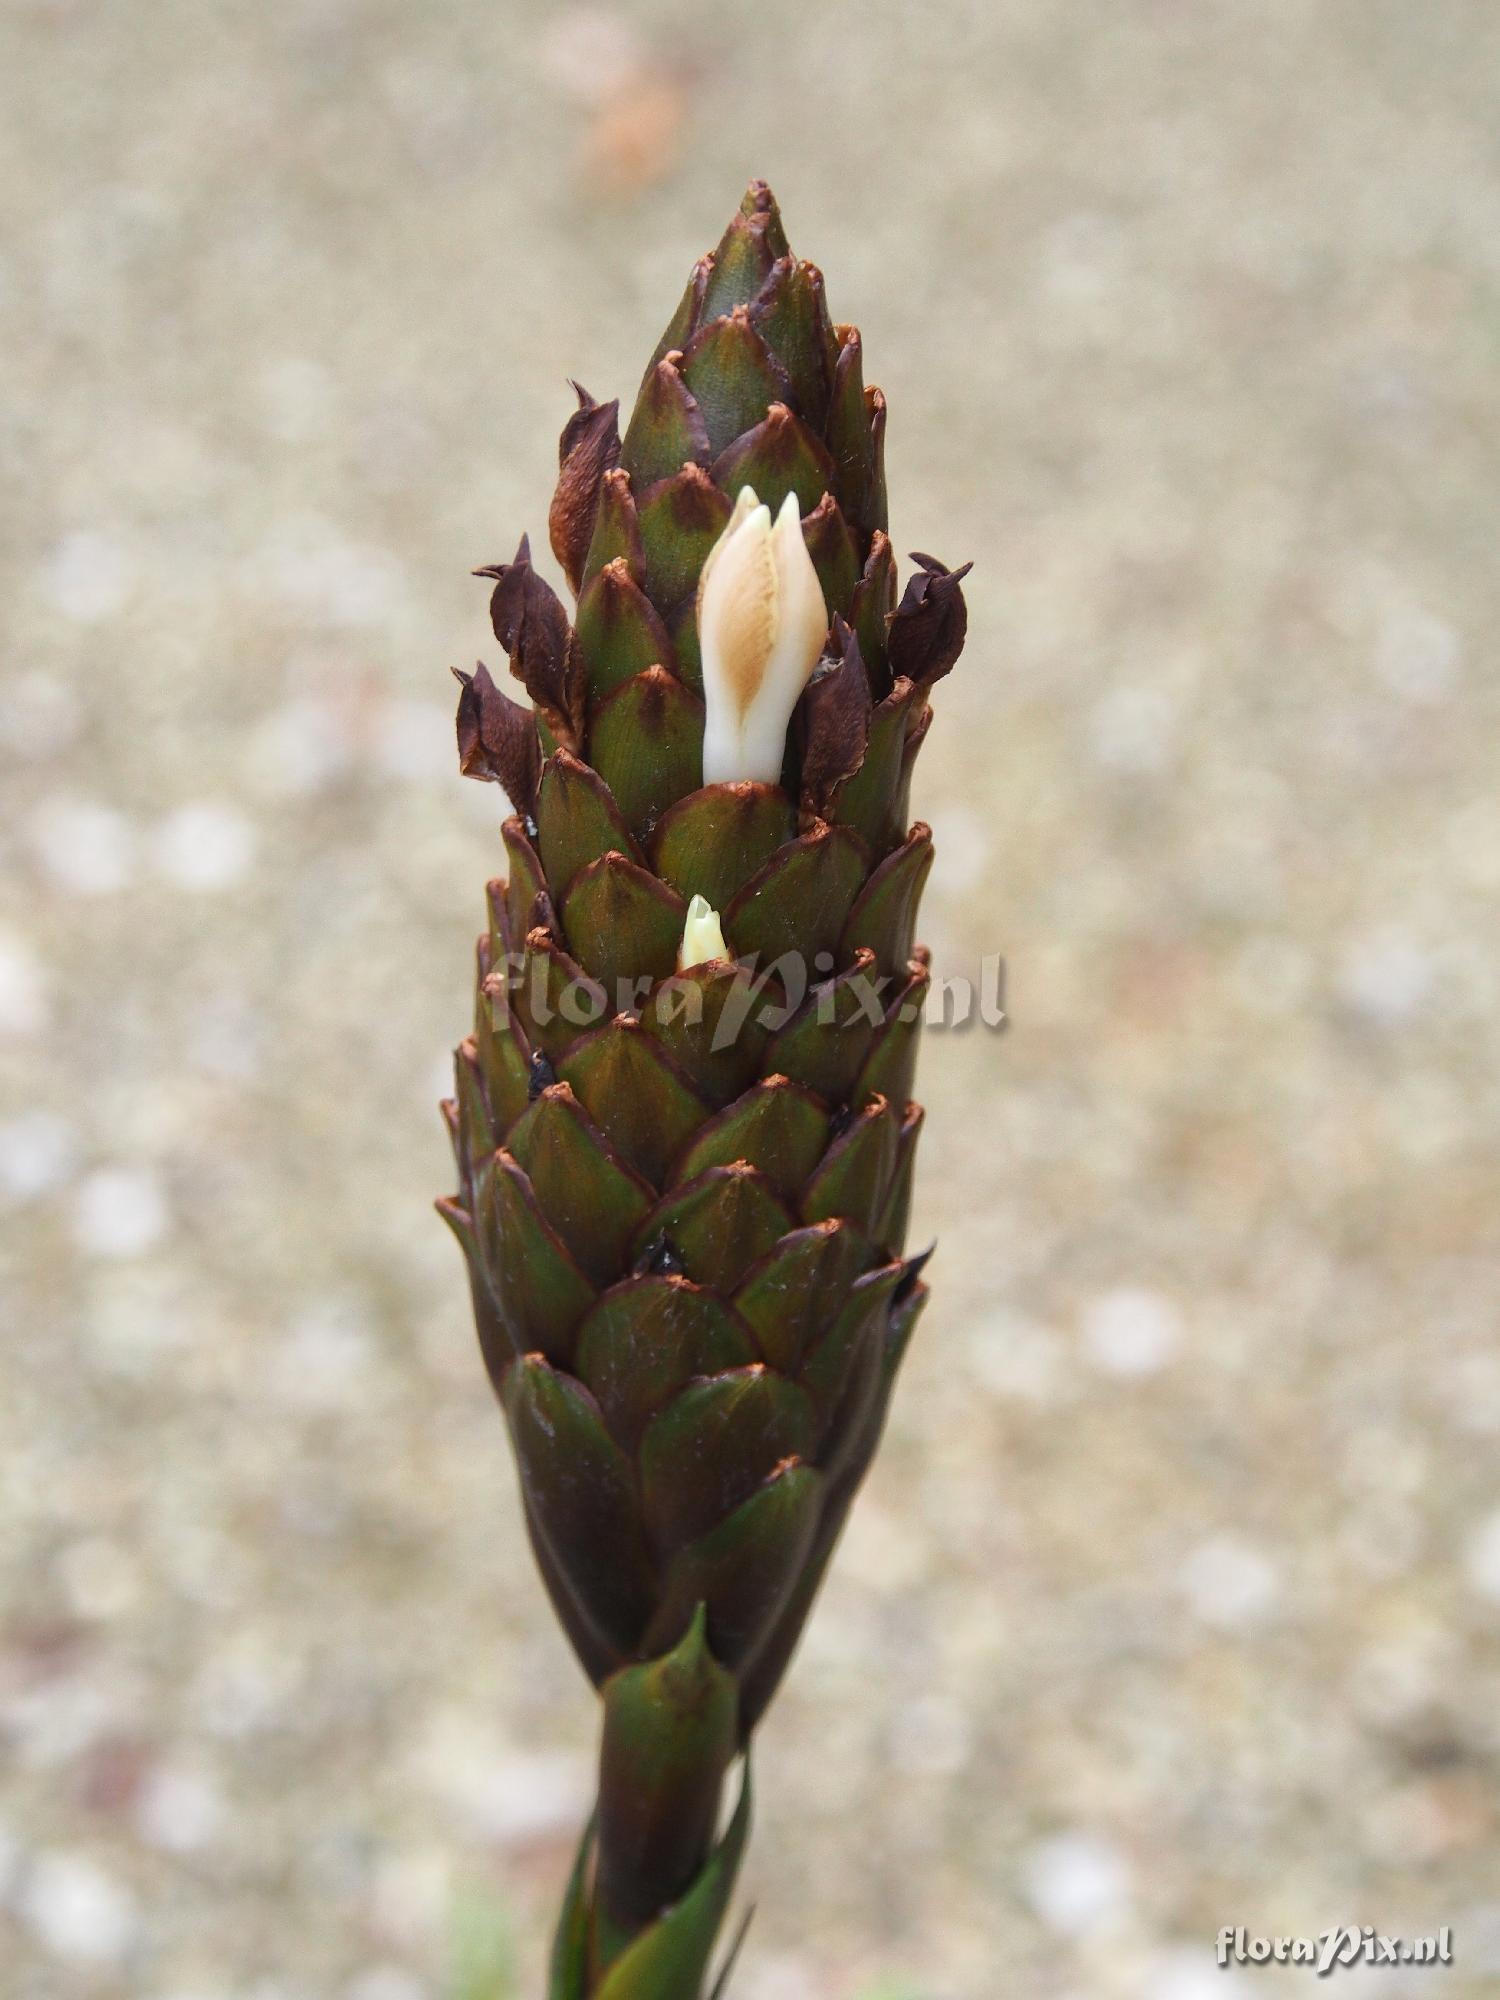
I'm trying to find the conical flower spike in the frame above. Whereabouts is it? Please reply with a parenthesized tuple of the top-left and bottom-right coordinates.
(698, 486, 828, 785)
(442, 181, 971, 1990)
(679, 893, 728, 970)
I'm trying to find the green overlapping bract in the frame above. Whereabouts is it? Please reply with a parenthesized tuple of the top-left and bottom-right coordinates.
(442, 183, 968, 1994)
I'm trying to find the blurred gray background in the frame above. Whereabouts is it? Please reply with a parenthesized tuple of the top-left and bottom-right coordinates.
(3, 2, 1499, 1996)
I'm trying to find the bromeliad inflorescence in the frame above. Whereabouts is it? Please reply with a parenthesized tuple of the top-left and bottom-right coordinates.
(441, 182, 970, 1997)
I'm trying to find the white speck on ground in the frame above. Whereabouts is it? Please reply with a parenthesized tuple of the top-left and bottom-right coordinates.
(134, 1761, 227, 1853)
(0, 669, 81, 756)
(342, 1968, 429, 2000)
(0, 1112, 76, 1203)
(25, 794, 136, 893)
(1373, 605, 1462, 705)
(1081, 1286, 1183, 1377)
(735, 1953, 818, 2000)
(1337, 927, 1433, 1027)
(150, 803, 259, 889)
(1019, 1830, 1132, 1934)
(72, 1166, 170, 1259)
(40, 530, 136, 623)
(1461, 1509, 1500, 1604)
(1177, 1536, 1281, 1631)
(0, 931, 49, 1035)
(18, 1849, 139, 1963)
(1144, 1946, 1246, 1998)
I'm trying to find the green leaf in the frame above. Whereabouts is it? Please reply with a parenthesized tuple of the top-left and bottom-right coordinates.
(867, 385, 888, 535)
(505, 1354, 654, 1664)
(640, 1368, 817, 1553)
(576, 559, 679, 702)
(587, 666, 705, 838)
(639, 962, 771, 1106)
(760, 946, 882, 1104)
(559, 1018, 708, 1186)
(439, 1192, 514, 1397)
(670, 1077, 830, 1202)
(560, 851, 685, 997)
(453, 1038, 496, 1176)
(668, 592, 704, 695)
(827, 676, 918, 853)
(840, 823, 934, 976)
(799, 1263, 901, 1462)
(711, 403, 836, 522)
(515, 930, 609, 1066)
(700, 203, 781, 323)
(502, 816, 546, 943)
(800, 493, 861, 621)
(733, 1219, 870, 1374)
(507, 1083, 654, 1286)
(522, 1515, 631, 1691)
(581, 467, 645, 591)
(739, 178, 789, 257)
(473, 987, 531, 1136)
(634, 1164, 795, 1294)
(574, 1276, 756, 1453)
(876, 1104, 925, 1255)
(535, 749, 642, 897)
(652, 783, 794, 915)
(478, 1152, 596, 1366)
(644, 256, 709, 379)
(545, 1817, 593, 2000)
(724, 822, 866, 972)
(852, 963, 928, 1110)
(748, 256, 838, 427)
(892, 702, 929, 841)
(596, 1607, 738, 1939)
(850, 532, 897, 695)
(800, 1094, 900, 1236)
(644, 1460, 824, 1675)
(827, 326, 875, 533)
(595, 1759, 753, 2000)
(681, 310, 790, 460)
(622, 357, 711, 488)
(637, 464, 731, 615)
(485, 876, 509, 959)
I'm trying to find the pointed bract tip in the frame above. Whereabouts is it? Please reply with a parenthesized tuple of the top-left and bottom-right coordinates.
(732, 180, 790, 260)
(894, 1242, 936, 1306)
(675, 1599, 713, 1663)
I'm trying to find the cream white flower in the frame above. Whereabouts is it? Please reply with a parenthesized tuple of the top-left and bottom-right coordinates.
(697, 485, 828, 786)
(678, 894, 728, 970)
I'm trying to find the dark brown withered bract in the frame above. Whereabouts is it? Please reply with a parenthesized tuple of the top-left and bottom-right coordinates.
(440, 182, 968, 1996)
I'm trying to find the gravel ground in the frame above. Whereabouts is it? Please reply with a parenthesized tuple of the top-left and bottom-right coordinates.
(3, 3, 1499, 1996)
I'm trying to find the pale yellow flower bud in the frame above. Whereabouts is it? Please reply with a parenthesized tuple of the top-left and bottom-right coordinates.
(697, 485, 829, 786)
(678, 893, 729, 971)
